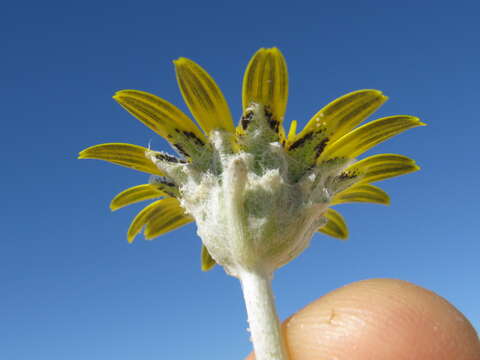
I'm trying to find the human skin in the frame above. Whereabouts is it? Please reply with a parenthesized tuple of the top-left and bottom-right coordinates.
(245, 279, 480, 360)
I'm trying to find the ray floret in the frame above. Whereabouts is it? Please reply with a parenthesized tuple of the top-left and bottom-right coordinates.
(79, 143, 165, 175)
(332, 183, 390, 205)
(174, 57, 234, 134)
(318, 208, 349, 240)
(242, 47, 288, 132)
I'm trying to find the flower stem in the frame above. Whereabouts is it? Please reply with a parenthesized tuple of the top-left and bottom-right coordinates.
(239, 270, 289, 360)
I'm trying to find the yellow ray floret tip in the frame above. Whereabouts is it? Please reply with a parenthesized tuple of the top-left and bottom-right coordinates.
(332, 184, 391, 206)
(345, 153, 422, 185)
(242, 47, 288, 123)
(110, 184, 166, 211)
(174, 57, 193, 66)
(296, 89, 389, 146)
(174, 56, 234, 134)
(287, 120, 297, 141)
(320, 116, 425, 161)
(201, 245, 216, 271)
(78, 143, 164, 175)
(318, 209, 349, 240)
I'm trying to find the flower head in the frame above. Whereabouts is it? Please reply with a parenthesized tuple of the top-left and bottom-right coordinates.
(79, 48, 424, 276)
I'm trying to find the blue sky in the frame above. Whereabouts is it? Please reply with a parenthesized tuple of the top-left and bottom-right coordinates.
(2, 1, 479, 359)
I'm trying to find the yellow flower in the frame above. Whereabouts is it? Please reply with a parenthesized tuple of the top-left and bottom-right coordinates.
(80, 48, 425, 360)
(79, 48, 424, 272)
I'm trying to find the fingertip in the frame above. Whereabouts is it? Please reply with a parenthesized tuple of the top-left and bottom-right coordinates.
(246, 279, 480, 359)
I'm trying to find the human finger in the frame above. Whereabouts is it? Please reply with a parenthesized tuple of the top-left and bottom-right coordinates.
(245, 278, 479, 359)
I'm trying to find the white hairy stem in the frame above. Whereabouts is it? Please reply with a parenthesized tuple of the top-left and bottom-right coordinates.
(222, 155, 249, 270)
(222, 155, 288, 359)
(239, 269, 289, 360)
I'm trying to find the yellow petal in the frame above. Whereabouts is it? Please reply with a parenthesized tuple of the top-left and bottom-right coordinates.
(110, 184, 172, 211)
(242, 47, 288, 126)
(113, 90, 206, 157)
(174, 57, 234, 134)
(332, 184, 390, 205)
(319, 116, 425, 161)
(318, 208, 349, 240)
(144, 199, 193, 240)
(346, 154, 420, 184)
(295, 90, 387, 147)
(127, 200, 166, 243)
(287, 120, 297, 141)
(78, 143, 164, 175)
(201, 245, 216, 271)
(127, 198, 191, 242)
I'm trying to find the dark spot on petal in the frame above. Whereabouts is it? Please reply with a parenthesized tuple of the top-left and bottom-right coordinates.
(289, 132, 314, 150)
(314, 138, 329, 158)
(155, 152, 187, 164)
(240, 110, 254, 130)
(264, 106, 280, 133)
(150, 176, 179, 197)
(173, 143, 189, 158)
(180, 130, 205, 147)
(338, 171, 357, 180)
